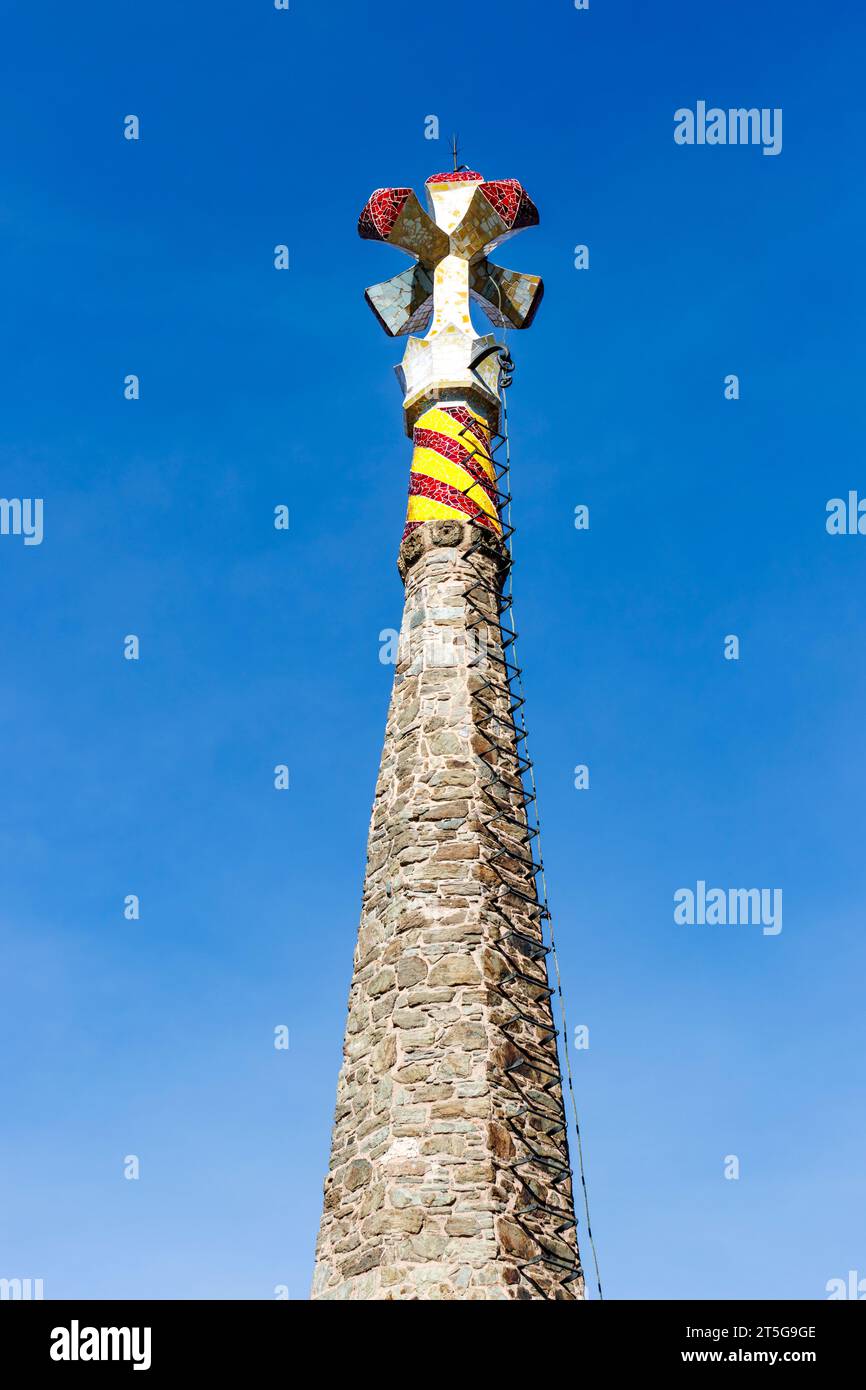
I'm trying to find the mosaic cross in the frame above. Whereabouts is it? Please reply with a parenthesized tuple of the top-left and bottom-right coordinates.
(358, 170, 543, 425)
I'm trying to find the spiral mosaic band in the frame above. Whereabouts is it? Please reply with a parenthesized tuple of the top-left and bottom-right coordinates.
(404, 404, 501, 540)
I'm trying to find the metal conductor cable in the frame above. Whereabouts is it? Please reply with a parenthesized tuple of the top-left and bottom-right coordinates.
(475, 311, 604, 1302)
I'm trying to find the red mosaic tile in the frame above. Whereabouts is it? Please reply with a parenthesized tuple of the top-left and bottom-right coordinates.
(479, 179, 539, 231)
(424, 170, 484, 184)
(408, 472, 498, 527)
(414, 428, 497, 505)
(358, 187, 413, 241)
(447, 405, 492, 453)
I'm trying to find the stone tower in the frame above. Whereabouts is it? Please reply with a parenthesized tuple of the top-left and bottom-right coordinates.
(311, 168, 584, 1301)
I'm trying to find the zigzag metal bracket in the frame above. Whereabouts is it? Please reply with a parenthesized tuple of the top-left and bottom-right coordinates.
(458, 345, 586, 1301)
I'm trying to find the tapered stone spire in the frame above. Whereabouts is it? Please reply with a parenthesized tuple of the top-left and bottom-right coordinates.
(311, 168, 583, 1301)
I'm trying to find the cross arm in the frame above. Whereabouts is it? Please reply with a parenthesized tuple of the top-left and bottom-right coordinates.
(358, 187, 450, 267)
(364, 264, 435, 337)
(470, 260, 544, 331)
(449, 179, 540, 261)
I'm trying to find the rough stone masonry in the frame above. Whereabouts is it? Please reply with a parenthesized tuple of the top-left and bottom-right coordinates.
(311, 168, 583, 1300)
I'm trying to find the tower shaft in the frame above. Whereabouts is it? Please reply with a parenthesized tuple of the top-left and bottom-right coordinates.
(312, 517, 582, 1300)
(312, 166, 583, 1300)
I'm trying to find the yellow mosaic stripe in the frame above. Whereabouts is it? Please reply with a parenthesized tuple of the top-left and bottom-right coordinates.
(411, 446, 499, 522)
(406, 495, 470, 524)
(416, 406, 496, 484)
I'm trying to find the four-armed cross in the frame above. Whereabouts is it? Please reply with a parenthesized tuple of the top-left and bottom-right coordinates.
(358, 168, 543, 434)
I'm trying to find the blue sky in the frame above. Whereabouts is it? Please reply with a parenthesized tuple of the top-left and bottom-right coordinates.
(1, 0, 864, 1300)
